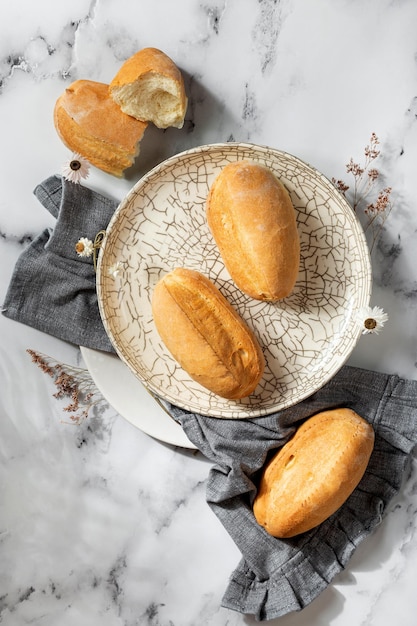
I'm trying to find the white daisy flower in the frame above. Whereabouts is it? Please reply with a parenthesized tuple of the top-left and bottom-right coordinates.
(75, 237, 94, 258)
(108, 261, 124, 278)
(358, 305, 388, 335)
(62, 153, 90, 184)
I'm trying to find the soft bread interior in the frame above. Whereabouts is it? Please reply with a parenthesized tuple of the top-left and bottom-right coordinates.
(111, 74, 186, 129)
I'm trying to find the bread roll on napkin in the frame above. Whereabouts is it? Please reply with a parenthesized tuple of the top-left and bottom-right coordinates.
(253, 408, 375, 538)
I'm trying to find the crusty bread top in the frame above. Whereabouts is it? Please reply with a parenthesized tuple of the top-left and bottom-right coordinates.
(54, 79, 148, 177)
(253, 408, 375, 537)
(206, 161, 300, 301)
(109, 47, 188, 129)
(110, 47, 182, 87)
(152, 268, 265, 399)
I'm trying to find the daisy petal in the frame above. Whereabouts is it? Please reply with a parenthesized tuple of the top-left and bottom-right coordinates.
(62, 153, 90, 184)
(75, 237, 94, 258)
(358, 305, 388, 335)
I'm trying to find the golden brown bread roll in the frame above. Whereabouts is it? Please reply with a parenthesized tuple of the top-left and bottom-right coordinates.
(152, 268, 265, 399)
(54, 79, 148, 177)
(109, 47, 188, 129)
(206, 161, 300, 301)
(253, 408, 374, 538)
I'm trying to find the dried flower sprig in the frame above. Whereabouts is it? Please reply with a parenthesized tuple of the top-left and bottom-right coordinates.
(27, 349, 108, 424)
(332, 133, 393, 253)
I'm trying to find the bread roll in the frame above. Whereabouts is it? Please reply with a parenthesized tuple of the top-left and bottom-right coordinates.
(253, 408, 374, 538)
(54, 79, 148, 177)
(109, 47, 188, 129)
(206, 161, 300, 301)
(152, 268, 265, 399)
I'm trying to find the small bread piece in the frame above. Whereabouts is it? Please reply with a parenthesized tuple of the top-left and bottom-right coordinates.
(253, 408, 374, 538)
(109, 47, 188, 129)
(152, 268, 265, 399)
(54, 79, 148, 177)
(206, 161, 300, 301)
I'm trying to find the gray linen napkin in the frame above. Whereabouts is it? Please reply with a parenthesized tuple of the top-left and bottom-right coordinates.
(4, 177, 417, 621)
(2, 175, 118, 352)
(171, 366, 417, 621)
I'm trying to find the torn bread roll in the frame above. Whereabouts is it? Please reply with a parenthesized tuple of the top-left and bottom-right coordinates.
(253, 408, 375, 538)
(54, 79, 148, 177)
(109, 47, 188, 129)
(206, 161, 300, 301)
(152, 268, 265, 399)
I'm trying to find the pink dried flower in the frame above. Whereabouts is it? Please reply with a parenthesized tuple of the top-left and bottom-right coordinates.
(332, 133, 394, 253)
(332, 178, 350, 195)
(364, 133, 380, 160)
(365, 187, 392, 215)
(27, 349, 108, 424)
(367, 168, 379, 182)
(346, 158, 364, 177)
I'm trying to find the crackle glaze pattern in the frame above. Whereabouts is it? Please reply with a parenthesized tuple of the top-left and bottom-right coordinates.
(3, 1, 417, 623)
(97, 143, 371, 418)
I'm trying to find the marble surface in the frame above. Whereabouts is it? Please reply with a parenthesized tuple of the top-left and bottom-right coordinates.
(1, 0, 417, 624)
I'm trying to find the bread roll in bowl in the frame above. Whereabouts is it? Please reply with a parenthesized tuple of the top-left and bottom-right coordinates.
(206, 161, 300, 301)
(253, 408, 375, 538)
(152, 268, 265, 399)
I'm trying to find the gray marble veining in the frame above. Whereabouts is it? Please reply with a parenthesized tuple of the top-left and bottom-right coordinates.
(1, 0, 417, 624)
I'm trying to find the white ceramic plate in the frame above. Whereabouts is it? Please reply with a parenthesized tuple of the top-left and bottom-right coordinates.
(96, 142, 372, 419)
(80, 346, 196, 449)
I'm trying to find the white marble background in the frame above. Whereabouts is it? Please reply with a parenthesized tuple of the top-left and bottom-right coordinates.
(1, 0, 417, 624)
